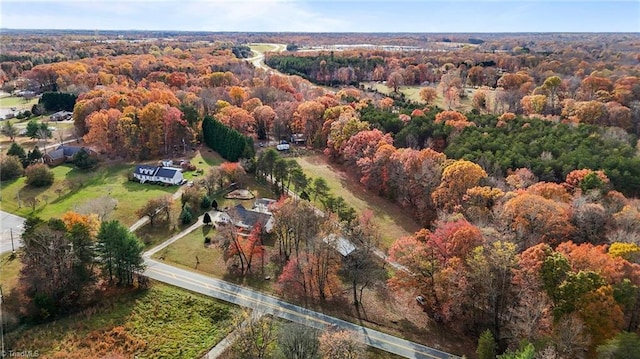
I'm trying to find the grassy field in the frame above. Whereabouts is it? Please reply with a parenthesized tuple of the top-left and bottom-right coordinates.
(5, 282, 237, 359)
(0, 95, 38, 108)
(295, 154, 421, 248)
(362, 82, 477, 113)
(0, 162, 178, 227)
(249, 43, 282, 54)
(0, 252, 22, 292)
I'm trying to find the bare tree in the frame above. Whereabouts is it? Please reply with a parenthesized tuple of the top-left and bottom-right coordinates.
(24, 197, 39, 212)
(76, 196, 118, 221)
(232, 311, 278, 359)
(319, 329, 366, 359)
(277, 322, 320, 359)
(136, 195, 173, 226)
(342, 213, 384, 311)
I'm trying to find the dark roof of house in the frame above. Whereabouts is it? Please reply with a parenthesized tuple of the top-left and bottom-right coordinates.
(134, 165, 158, 176)
(134, 165, 181, 180)
(227, 204, 271, 229)
(59, 146, 84, 157)
(255, 198, 276, 207)
(46, 148, 65, 160)
(156, 167, 180, 179)
(45, 146, 87, 161)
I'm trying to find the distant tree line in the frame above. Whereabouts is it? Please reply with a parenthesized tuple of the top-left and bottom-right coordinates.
(266, 54, 385, 86)
(202, 115, 254, 162)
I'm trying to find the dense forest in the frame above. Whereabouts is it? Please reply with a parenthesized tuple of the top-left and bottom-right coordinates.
(1, 31, 639, 358)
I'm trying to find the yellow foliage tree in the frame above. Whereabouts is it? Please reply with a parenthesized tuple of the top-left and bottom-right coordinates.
(432, 160, 487, 212)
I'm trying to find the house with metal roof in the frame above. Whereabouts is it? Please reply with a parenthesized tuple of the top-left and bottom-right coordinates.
(132, 165, 184, 185)
(322, 233, 356, 257)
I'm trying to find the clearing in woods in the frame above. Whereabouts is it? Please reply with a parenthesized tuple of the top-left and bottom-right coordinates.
(295, 154, 421, 248)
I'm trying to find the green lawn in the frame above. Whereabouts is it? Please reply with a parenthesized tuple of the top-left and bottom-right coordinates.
(0, 95, 38, 108)
(153, 224, 276, 293)
(0, 162, 178, 227)
(295, 155, 421, 248)
(0, 252, 21, 292)
(5, 282, 238, 359)
(182, 148, 224, 181)
(153, 226, 224, 274)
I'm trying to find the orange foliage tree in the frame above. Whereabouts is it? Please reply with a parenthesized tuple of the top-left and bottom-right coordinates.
(432, 159, 487, 212)
(500, 193, 574, 249)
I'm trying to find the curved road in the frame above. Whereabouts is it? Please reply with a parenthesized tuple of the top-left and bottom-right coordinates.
(144, 258, 460, 359)
(246, 43, 286, 72)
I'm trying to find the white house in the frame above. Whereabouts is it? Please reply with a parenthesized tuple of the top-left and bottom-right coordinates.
(133, 165, 184, 185)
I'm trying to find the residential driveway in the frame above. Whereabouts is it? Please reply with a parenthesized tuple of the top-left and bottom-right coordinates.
(0, 210, 25, 254)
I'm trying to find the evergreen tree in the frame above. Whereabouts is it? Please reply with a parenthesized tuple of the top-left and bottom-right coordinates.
(6, 142, 26, 159)
(27, 146, 43, 165)
(96, 220, 145, 286)
(73, 148, 98, 169)
(39, 91, 77, 111)
(477, 329, 497, 359)
(203, 212, 212, 226)
(202, 116, 255, 161)
(180, 205, 193, 225)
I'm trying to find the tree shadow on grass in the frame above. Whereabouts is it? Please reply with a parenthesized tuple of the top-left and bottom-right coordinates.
(122, 180, 175, 194)
(201, 225, 212, 238)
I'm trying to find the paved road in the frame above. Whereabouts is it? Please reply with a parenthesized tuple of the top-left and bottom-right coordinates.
(0, 210, 24, 254)
(143, 258, 460, 359)
(246, 43, 286, 72)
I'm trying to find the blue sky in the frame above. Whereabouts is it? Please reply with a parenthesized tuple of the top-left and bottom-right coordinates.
(1, 0, 638, 32)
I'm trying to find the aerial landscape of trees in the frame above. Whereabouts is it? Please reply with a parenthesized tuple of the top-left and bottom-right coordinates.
(1, 30, 639, 358)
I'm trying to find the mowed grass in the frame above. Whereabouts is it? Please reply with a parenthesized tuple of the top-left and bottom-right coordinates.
(0, 162, 177, 227)
(153, 226, 224, 275)
(0, 252, 22, 292)
(0, 95, 38, 108)
(6, 282, 237, 359)
(182, 148, 224, 181)
(295, 155, 421, 248)
(153, 225, 276, 293)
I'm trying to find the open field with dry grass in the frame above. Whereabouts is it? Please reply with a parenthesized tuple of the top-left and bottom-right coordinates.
(362, 82, 482, 113)
(5, 282, 237, 359)
(295, 154, 421, 248)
